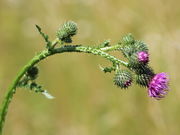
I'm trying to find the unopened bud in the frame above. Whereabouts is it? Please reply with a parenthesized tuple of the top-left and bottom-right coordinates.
(114, 70, 133, 89)
(56, 21, 78, 43)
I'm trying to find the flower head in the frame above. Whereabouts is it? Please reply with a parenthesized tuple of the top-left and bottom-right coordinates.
(148, 73, 169, 99)
(137, 51, 149, 64)
(114, 70, 133, 89)
(56, 21, 78, 43)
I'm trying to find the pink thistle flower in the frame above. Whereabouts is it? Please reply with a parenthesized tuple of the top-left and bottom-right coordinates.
(137, 51, 149, 64)
(148, 73, 169, 99)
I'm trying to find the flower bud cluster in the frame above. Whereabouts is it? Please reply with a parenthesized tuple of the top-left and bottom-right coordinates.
(120, 34, 154, 87)
(117, 34, 169, 99)
(37, 21, 170, 100)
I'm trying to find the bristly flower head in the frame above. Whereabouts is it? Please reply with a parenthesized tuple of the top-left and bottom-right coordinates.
(135, 74, 153, 87)
(148, 73, 169, 99)
(114, 70, 133, 89)
(128, 51, 149, 69)
(137, 51, 149, 64)
(56, 21, 78, 43)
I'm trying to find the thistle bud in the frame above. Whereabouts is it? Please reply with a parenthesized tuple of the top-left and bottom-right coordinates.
(56, 21, 78, 43)
(131, 65, 154, 76)
(114, 70, 133, 89)
(133, 40, 148, 52)
(120, 37, 148, 58)
(27, 66, 39, 80)
(122, 34, 135, 45)
(135, 74, 153, 87)
(128, 51, 149, 68)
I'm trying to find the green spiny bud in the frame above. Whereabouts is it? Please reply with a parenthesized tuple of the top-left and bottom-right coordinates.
(133, 40, 148, 52)
(119, 34, 135, 58)
(122, 33, 135, 45)
(56, 21, 78, 43)
(114, 70, 133, 89)
(129, 65, 154, 76)
(128, 52, 141, 68)
(135, 74, 153, 87)
(120, 46, 134, 58)
(27, 66, 39, 80)
(120, 38, 148, 58)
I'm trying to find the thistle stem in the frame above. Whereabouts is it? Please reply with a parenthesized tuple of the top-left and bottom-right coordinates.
(0, 42, 127, 134)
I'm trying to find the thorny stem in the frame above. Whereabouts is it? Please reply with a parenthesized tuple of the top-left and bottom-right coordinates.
(0, 40, 127, 135)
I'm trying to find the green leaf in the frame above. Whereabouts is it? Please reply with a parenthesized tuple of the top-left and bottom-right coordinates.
(99, 65, 115, 73)
(35, 25, 51, 49)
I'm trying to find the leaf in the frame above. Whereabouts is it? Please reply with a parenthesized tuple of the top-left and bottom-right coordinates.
(99, 65, 115, 73)
(35, 24, 51, 49)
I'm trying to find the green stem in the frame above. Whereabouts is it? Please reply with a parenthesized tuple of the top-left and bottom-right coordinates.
(0, 43, 127, 135)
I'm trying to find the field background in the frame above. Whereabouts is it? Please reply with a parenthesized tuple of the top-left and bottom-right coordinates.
(0, 0, 180, 135)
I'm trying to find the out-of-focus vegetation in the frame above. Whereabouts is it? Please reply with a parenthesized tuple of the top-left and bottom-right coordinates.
(0, 0, 180, 134)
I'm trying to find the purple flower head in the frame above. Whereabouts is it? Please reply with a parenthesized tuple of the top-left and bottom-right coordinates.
(137, 51, 149, 64)
(148, 73, 169, 99)
(124, 80, 132, 87)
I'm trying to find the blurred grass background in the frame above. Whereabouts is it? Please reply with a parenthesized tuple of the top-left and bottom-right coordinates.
(0, 0, 180, 134)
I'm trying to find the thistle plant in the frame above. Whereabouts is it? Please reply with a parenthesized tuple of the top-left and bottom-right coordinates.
(0, 21, 170, 134)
